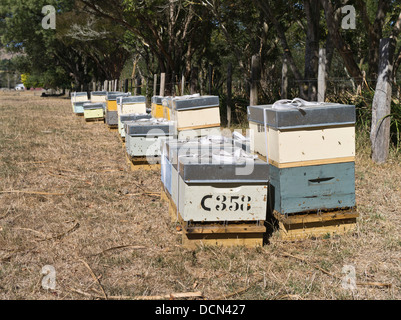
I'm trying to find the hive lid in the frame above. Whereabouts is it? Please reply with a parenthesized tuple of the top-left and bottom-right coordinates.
(90, 91, 107, 96)
(124, 118, 174, 136)
(172, 95, 219, 111)
(120, 113, 151, 122)
(152, 96, 163, 104)
(83, 102, 105, 109)
(178, 148, 269, 184)
(107, 92, 131, 101)
(247, 99, 356, 129)
(117, 96, 146, 104)
(165, 136, 234, 166)
(73, 100, 91, 106)
(73, 92, 88, 97)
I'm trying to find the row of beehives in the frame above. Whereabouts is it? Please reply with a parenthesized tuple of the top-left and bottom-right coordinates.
(71, 92, 358, 245)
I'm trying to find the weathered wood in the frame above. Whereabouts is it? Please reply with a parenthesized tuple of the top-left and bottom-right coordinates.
(281, 55, 288, 99)
(160, 73, 166, 97)
(318, 48, 327, 102)
(208, 64, 212, 95)
(136, 76, 142, 95)
(250, 55, 260, 106)
(227, 63, 232, 128)
(181, 74, 185, 96)
(371, 38, 396, 164)
(153, 74, 157, 96)
(190, 67, 199, 94)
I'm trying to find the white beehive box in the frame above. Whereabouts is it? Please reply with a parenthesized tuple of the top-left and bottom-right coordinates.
(125, 119, 174, 158)
(176, 149, 269, 222)
(119, 113, 151, 138)
(118, 96, 147, 115)
(164, 136, 234, 201)
(71, 92, 89, 111)
(90, 91, 107, 104)
(247, 101, 356, 168)
(171, 95, 221, 132)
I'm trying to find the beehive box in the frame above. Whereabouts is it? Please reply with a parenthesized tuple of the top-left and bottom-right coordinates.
(162, 96, 172, 120)
(73, 100, 91, 115)
(247, 103, 356, 167)
(151, 96, 164, 119)
(119, 113, 151, 138)
(71, 92, 89, 111)
(90, 91, 107, 104)
(171, 95, 221, 132)
(117, 96, 147, 136)
(269, 162, 356, 215)
(164, 137, 234, 206)
(118, 96, 147, 115)
(106, 92, 131, 127)
(83, 103, 104, 120)
(124, 119, 174, 158)
(176, 151, 269, 223)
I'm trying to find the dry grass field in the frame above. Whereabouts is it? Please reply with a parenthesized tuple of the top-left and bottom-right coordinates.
(0, 91, 400, 300)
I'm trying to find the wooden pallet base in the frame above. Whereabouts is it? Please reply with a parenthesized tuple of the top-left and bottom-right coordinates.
(168, 195, 265, 248)
(85, 118, 104, 123)
(75, 113, 84, 117)
(272, 208, 358, 241)
(125, 154, 161, 172)
(107, 126, 118, 132)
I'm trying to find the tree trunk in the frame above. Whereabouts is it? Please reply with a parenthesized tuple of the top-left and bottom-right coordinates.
(304, 0, 320, 101)
(370, 38, 396, 164)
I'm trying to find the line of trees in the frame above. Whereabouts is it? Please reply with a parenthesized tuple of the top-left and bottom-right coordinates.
(1, 0, 401, 162)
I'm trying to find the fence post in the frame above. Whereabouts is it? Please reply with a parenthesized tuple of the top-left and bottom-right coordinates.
(227, 63, 232, 128)
(208, 64, 212, 95)
(250, 55, 260, 106)
(281, 55, 288, 99)
(190, 67, 198, 94)
(318, 48, 327, 102)
(181, 74, 185, 96)
(160, 73, 166, 97)
(136, 76, 142, 95)
(371, 38, 396, 164)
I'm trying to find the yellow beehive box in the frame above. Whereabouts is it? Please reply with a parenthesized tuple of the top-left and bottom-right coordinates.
(151, 96, 164, 119)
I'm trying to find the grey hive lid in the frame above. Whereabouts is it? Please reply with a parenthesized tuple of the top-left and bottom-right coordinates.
(83, 102, 105, 109)
(73, 92, 88, 97)
(178, 149, 269, 184)
(90, 91, 107, 96)
(152, 96, 163, 104)
(107, 92, 130, 101)
(117, 96, 146, 104)
(165, 137, 234, 167)
(172, 95, 219, 110)
(247, 102, 356, 129)
(120, 113, 151, 122)
(124, 119, 174, 136)
(73, 100, 91, 106)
